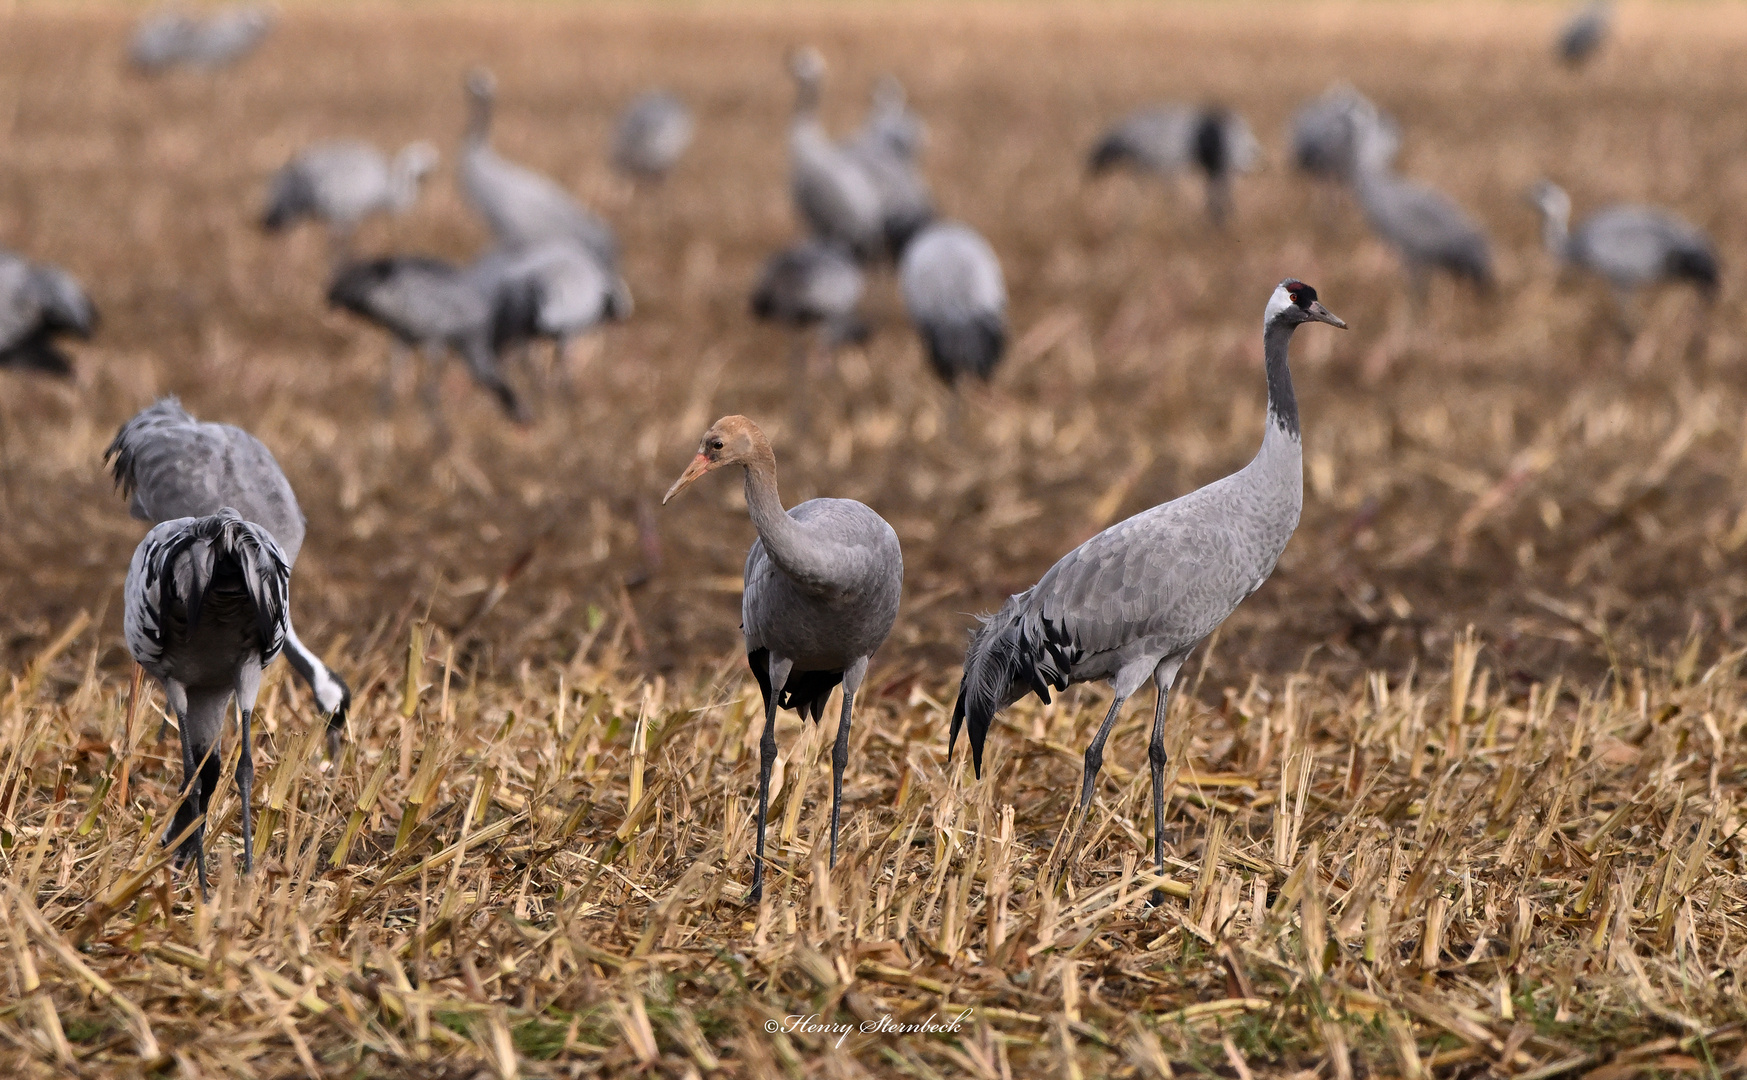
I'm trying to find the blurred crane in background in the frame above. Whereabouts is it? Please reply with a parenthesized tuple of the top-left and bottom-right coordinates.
(262, 140, 439, 262)
(0, 250, 97, 378)
(1088, 103, 1260, 227)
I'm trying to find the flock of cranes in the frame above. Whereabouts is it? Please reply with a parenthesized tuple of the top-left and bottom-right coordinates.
(2, 1, 1726, 902)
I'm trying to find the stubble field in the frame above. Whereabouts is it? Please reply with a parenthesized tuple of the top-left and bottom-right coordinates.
(2, 3, 1747, 1077)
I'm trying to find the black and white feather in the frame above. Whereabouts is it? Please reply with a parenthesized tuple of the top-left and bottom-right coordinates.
(123, 508, 290, 888)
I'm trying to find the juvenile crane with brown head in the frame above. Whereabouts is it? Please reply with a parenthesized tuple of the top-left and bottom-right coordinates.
(664, 415, 903, 902)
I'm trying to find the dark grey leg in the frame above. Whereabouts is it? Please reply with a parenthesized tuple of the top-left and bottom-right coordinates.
(238, 709, 254, 875)
(1148, 685, 1171, 904)
(829, 686, 855, 867)
(751, 687, 781, 902)
(1077, 694, 1128, 818)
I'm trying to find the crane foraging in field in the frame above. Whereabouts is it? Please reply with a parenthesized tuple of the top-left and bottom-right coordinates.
(0, 250, 97, 377)
(612, 91, 694, 183)
(327, 256, 530, 427)
(898, 220, 1006, 386)
(262, 140, 439, 259)
(469, 237, 633, 391)
(461, 69, 618, 269)
(124, 509, 290, 892)
(1088, 104, 1261, 227)
(1527, 180, 1717, 325)
(951, 280, 1345, 896)
(663, 415, 902, 902)
(751, 240, 867, 431)
(1344, 111, 1493, 301)
(107, 398, 352, 758)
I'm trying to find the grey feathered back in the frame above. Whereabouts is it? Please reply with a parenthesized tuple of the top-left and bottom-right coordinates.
(107, 398, 307, 563)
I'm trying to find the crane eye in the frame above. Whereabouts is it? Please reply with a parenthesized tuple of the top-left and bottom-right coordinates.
(1288, 292, 1299, 305)
(708, 438, 724, 452)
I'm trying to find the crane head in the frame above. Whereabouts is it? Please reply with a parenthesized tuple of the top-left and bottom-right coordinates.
(1267, 279, 1347, 330)
(663, 415, 774, 504)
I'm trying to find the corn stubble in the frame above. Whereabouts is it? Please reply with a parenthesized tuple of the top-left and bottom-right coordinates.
(4, 2, 1747, 1077)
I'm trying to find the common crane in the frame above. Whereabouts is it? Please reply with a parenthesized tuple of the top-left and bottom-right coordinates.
(898, 221, 1006, 386)
(1088, 104, 1261, 227)
(460, 69, 618, 269)
(107, 398, 352, 758)
(124, 509, 290, 891)
(952, 280, 1345, 897)
(663, 416, 902, 902)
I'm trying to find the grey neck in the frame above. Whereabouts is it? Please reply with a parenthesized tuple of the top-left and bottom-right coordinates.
(1538, 205, 1571, 259)
(1262, 318, 1301, 441)
(466, 95, 492, 147)
(793, 78, 821, 120)
(742, 462, 836, 593)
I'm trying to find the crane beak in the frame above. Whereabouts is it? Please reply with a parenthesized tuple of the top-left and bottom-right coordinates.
(662, 453, 713, 505)
(1306, 301, 1347, 329)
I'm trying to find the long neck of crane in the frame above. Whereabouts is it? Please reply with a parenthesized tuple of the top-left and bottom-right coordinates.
(1253, 318, 1303, 477)
(466, 94, 492, 148)
(742, 459, 839, 594)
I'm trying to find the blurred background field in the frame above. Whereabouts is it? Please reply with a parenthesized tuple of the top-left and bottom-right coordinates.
(2, 3, 1747, 1077)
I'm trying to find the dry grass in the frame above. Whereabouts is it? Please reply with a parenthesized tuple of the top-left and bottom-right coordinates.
(3, 2, 1747, 1076)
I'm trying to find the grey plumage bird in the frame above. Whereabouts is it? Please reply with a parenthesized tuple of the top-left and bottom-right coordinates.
(1345, 113, 1493, 299)
(0, 250, 97, 378)
(469, 238, 633, 390)
(751, 240, 868, 432)
(124, 509, 289, 890)
(898, 221, 1006, 385)
(262, 140, 439, 257)
(460, 69, 618, 269)
(787, 48, 887, 263)
(612, 91, 695, 182)
(951, 280, 1345, 894)
(327, 256, 529, 425)
(130, 4, 274, 73)
(107, 398, 352, 758)
(1557, 1, 1612, 67)
(663, 415, 902, 902)
(752, 240, 868, 348)
(1088, 104, 1261, 227)
(1528, 181, 1717, 301)
(1291, 83, 1399, 182)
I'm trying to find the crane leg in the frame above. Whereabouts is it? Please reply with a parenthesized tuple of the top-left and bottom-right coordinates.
(1058, 693, 1127, 881)
(751, 657, 793, 903)
(829, 658, 869, 868)
(1147, 657, 1184, 907)
(237, 708, 254, 875)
